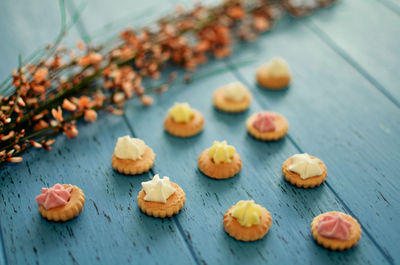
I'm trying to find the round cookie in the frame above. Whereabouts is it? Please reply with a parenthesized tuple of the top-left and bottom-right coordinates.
(246, 111, 289, 141)
(112, 145, 155, 175)
(213, 83, 252, 113)
(164, 110, 204, 137)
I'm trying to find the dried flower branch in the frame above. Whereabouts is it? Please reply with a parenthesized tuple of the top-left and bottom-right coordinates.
(0, 0, 337, 164)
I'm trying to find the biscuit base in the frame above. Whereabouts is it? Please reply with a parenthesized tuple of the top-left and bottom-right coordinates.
(223, 205, 272, 241)
(137, 182, 185, 218)
(311, 211, 362, 251)
(164, 110, 204, 138)
(38, 184, 85, 222)
(198, 149, 242, 179)
(256, 71, 290, 90)
(213, 88, 252, 113)
(282, 156, 327, 188)
(112, 146, 155, 175)
(246, 112, 289, 141)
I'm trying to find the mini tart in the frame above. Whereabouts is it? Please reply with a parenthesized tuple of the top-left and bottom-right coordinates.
(213, 87, 252, 113)
(311, 211, 362, 251)
(164, 110, 204, 138)
(38, 184, 85, 222)
(112, 146, 155, 175)
(246, 112, 289, 141)
(223, 205, 272, 241)
(256, 67, 290, 90)
(198, 149, 242, 179)
(137, 182, 185, 218)
(282, 155, 327, 188)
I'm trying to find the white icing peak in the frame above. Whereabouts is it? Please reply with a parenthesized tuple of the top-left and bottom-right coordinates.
(223, 82, 248, 101)
(288, 153, 322, 179)
(264, 57, 290, 77)
(142, 174, 177, 203)
(114, 135, 146, 160)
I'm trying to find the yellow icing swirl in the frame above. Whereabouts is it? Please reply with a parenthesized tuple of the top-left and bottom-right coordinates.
(208, 140, 236, 164)
(231, 200, 262, 227)
(168, 102, 195, 123)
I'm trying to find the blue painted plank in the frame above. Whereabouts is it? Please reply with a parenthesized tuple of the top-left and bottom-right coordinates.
(226, 16, 400, 264)
(0, 113, 196, 265)
(0, 0, 82, 80)
(124, 60, 390, 265)
(307, 0, 400, 104)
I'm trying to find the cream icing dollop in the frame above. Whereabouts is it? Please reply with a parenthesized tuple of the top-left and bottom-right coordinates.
(263, 57, 290, 77)
(169, 102, 195, 123)
(114, 135, 146, 160)
(230, 200, 262, 227)
(317, 214, 352, 241)
(253, 111, 276, 132)
(208, 140, 236, 164)
(35, 184, 72, 210)
(288, 153, 322, 179)
(141, 174, 177, 203)
(223, 82, 248, 102)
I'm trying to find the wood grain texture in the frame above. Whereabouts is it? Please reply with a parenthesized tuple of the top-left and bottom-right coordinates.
(225, 17, 400, 264)
(124, 60, 389, 265)
(306, 0, 400, 104)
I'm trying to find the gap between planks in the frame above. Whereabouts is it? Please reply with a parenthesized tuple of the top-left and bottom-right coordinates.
(225, 59, 395, 265)
(377, 0, 400, 16)
(304, 19, 400, 108)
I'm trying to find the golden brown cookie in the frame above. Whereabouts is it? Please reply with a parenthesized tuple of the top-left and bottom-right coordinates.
(164, 110, 204, 138)
(282, 155, 327, 188)
(112, 146, 155, 175)
(137, 182, 186, 218)
(256, 71, 291, 90)
(198, 149, 242, 179)
(223, 205, 272, 241)
(213, 87, 252, 113)
(38, 185, 85, 222)
(246, 112, 289, 141)
(311, 211, 362, 251)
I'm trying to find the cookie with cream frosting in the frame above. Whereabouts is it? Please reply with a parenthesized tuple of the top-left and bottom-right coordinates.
(246, 111, 289, 141)
(311, 211, 361, 250)
(36, 184, 85, 222)
(198, 140, 242, 179)
(111, 135, 155, 175)
(213, 82, 252, 113)
(282, 153, 327, 188)
(256, 57, 291, 89)
(137, 174, 185, 218)
(164, 102, 205, 137)
(223, 200, 272, 241)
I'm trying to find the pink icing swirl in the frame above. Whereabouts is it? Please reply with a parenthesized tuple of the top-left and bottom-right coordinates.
(35, 184, 72, 210)
(317, 214, 351, 241)
(252, 112, 276, 132)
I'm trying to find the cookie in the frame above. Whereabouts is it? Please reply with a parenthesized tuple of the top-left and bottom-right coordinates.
(246, 111, 289, 141)
(311, 211, 361, 251)
(256, 57, 291, 90)
(198, 140, 242, 179)
(282, 153, 327, 188)
(164, 102, 204, 137)
(223, 200, 272, 241)
(36, 184, 85, 222)
(213, 82, 252, 113)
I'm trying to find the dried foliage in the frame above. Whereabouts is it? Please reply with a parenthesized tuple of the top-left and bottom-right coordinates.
(0, 0, 337, 164)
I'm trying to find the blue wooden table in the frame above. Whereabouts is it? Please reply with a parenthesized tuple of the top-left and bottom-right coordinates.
(1, 0, 399, 264)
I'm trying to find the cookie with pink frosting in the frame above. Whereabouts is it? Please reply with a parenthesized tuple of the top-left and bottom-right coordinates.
(246, 111, 289, 141)
(35, 183, 85, 222)
(311, 211, 361, 251)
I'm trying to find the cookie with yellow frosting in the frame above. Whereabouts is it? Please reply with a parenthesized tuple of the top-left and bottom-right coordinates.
(164, 102, 205, 138)
(36, 184, 85, 222)
(111, 135, 155, 175)
(137, 174, 186, 218)
(282, 153, 327, 188)
(246, 111, 289, 141)
(223, 200, 272, 241)
(311, 211, 361, 251)
(198, 140, 242, 179)
(256, 57, 291, 90)
(213, 82, 252, 113)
